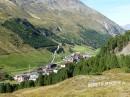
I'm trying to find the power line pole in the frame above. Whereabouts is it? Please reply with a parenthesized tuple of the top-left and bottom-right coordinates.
(29, 64, 31, 75)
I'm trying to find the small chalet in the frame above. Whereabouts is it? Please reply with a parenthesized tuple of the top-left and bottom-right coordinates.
(14, 74, 29, 82)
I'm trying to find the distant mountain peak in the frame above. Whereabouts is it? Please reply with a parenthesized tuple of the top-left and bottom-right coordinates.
(123, 24, 130, 30)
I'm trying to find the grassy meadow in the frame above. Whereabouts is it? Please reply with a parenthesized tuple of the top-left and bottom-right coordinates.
(72, 45, 98, 55)
(0, 50, 52, 74)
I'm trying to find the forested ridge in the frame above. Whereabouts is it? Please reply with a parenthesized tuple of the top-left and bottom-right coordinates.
(80, 26, 111, 48)
(1, 31, 130, 93)
(100, 31, 130, 54)
(2, 18, 57, 48)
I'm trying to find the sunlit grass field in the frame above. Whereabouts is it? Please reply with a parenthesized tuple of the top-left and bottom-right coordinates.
(0, 50, 52, 74)
(72, 45, 98, 55)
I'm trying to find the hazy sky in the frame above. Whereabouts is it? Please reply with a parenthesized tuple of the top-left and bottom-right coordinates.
(81, 0, 130, 26)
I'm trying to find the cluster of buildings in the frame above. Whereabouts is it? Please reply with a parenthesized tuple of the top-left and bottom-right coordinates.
(14, 52, 91, 82)
(14, 64, 59, 82)
(64, 52, 91, 63)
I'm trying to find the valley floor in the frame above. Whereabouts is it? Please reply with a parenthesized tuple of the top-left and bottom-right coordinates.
(1, 69, 130, 97)
(0, 45, 96, 74)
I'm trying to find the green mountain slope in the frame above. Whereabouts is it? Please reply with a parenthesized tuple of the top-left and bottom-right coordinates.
(0, 25, 23, 55)
(0, 0, 125, 74)
(0, 19, 59, 73)
(0, 0, 124, 49)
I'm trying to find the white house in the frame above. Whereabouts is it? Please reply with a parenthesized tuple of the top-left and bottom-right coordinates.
(61, 64, 66, 68)
(53, 69, 58, 73)
(29, 72, 39, 81)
